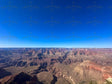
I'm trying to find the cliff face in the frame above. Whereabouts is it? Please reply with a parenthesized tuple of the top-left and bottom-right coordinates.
(0, 68, 11, 79)
(47, 61, 103, 84)
(0, 48, 112, 84)
(0, 72, 43, 84)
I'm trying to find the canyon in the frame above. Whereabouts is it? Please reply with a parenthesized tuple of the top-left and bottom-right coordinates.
(0, 48, 112, 84)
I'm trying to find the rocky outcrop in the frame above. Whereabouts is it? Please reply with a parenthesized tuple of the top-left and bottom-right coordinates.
(0, 72, 43, 84)
(37, 71, 54, 84)
(0, 68, 11, 79)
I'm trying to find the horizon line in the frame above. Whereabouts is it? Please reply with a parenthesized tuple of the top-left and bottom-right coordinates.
(0, 47, 112, 48)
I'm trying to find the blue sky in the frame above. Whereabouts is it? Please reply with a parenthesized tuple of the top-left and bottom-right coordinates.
(0, 0, 112, 48)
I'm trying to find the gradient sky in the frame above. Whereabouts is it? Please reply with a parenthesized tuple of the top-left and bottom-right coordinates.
(0, 0, 112, 48)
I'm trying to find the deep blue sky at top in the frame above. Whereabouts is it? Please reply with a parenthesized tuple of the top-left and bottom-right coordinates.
(0, 0, 112, 48)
